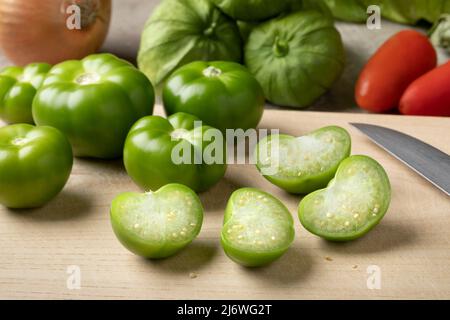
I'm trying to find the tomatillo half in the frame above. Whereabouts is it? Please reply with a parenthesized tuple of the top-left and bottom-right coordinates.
(0, 63, 51, 124)
(255, 126, 351, 194)
(298, 155, 391, 241)
(221, 188, 295, 267)
(32, 53, 155, 159)
(0, 124, 73, 209)
(124, 112, 227, 193)
(163, 61, 265, 132)
(110, 184, 204, 259)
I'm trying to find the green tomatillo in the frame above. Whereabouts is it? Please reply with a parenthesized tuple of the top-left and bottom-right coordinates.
(123, 112, 227, 193)
(245, 11, 345, 108)
(32, 53, 155, 159)
(110, 184, 204, 259)
(298, 155, 391, 241)
(137, 0, 242, 85)
(0, 124, 73, 209)
(0, 63, 51, 124)
(221, 188, 295, 267)
(255, 126, 351, 194)
(163, 61, 265, 132)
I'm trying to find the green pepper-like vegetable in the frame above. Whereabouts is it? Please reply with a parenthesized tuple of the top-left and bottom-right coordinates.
(245, 11, 345, 108)
(123, 112, 227, 193)
(0, 124, 73, 209)
(32, 53, 155, 159)
(0, 63, 51, 124)
(138, 0, 242, 86)
(163, 61, 265, 132)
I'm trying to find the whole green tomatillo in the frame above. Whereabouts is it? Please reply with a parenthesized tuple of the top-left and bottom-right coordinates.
(0, 124, 73, 209)
(124, 112, 227, 193)
(245, 11, 345, 108)
(0, 63, 51, 124)
(138, 0, 242, 85)
(32, 53, 155, 159)
(163, 61, 265, 132)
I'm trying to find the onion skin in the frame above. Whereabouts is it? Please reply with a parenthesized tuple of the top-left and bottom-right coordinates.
(0, 0, 111, 65)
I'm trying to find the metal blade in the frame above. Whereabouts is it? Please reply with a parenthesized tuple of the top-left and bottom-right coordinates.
(350, 123, 450, 196)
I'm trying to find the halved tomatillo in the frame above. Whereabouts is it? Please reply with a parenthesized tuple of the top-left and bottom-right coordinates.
(255, 126, 351, 194)
(110, 184, 204, 259)
(221, 188, 295, 267)
(298, 155, 391, 242)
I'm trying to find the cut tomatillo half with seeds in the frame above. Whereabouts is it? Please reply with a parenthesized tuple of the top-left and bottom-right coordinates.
(298, 155, 391, 242)
(255, 126, 351, 194)
(110, 184, 203, 259)
(221, 188, 295, 267)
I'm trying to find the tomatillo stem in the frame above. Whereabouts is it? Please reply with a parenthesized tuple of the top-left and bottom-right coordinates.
(202, 66, 222, 78)
(273, 36, 289, 57)
(203, 22, 217, 37)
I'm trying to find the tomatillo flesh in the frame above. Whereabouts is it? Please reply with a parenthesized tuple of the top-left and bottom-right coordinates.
(221, 188, 295, 267)
(110, 184, 204, 259)
(255, 126, 351, 194)
(298, 155, 391, 241)
(163, 61, 265, 132)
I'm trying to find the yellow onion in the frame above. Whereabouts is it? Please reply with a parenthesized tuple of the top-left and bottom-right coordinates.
(0, 0, 111, 65)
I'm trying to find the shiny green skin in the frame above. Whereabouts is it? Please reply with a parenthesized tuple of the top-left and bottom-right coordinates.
(221, 188, 295, 267)
(110, 184, 204, 259)
(32, 54, 155, 159)
(245, 11, 345, 108)
(0, 63, 51, 124)
(0, 124, 73, 209)
(298, 155, 391, 242)
(211, 0, 290, 21)
(124, 112, 227, 193)
(163, 61, 265, 132)
(138, 0, 242, 85)
(255, 126, 351, 194)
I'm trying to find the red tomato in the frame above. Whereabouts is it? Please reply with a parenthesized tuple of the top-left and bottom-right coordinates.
(399, 61, 450, 117)
(355, 30, 437, 113)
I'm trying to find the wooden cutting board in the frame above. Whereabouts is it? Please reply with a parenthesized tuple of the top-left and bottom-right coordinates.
(0, 106, 449, 300)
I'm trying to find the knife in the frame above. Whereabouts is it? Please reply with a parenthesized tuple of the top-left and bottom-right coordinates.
(350, 123, 450, 196)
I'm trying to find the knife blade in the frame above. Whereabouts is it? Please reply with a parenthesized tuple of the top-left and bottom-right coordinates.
(350, 123, 450, 196)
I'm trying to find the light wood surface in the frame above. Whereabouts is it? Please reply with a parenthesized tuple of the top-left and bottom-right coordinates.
(0, 106, 449, 300)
